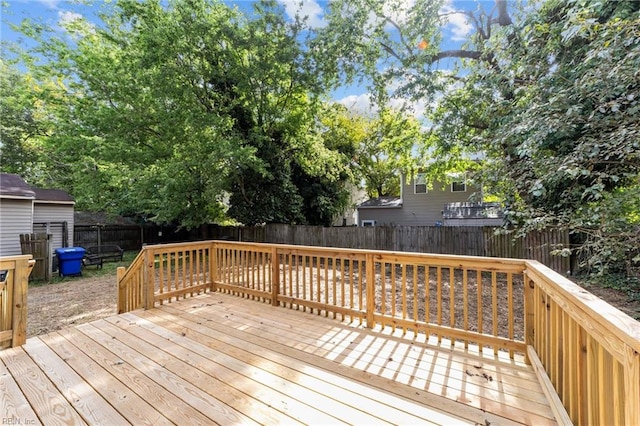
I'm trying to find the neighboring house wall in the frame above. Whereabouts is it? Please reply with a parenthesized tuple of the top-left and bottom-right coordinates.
(33, 203, 75, 249)
(358, 174, 479, 226)
(333, 184, 368, 226)
(357, 207, 403, 226)
(0, 198, 34, 256)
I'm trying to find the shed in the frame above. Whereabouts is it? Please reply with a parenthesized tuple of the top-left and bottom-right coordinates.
(0, 173, 75, 257)
(0, 174, 36, 256)
(32, 187, 75, 251)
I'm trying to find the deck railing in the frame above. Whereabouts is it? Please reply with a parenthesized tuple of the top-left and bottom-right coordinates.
(118, 240, 640, 425)
(0, 255, 35, 349)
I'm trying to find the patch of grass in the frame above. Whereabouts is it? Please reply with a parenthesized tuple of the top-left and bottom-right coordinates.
(30, 250, 140, 287)
(582, 273, 640, 302)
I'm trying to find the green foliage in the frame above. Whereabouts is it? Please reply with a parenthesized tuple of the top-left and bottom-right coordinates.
(8, 0, 354, 228)
(320, 0, 640, 275)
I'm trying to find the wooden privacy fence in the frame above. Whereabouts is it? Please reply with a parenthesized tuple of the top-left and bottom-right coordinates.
(0, 255, 35, 349)
(75, 223, 570, 273)
(240, 224, 570, 274)
(118, 240, 640, 425)
(19, 233, 51, 281)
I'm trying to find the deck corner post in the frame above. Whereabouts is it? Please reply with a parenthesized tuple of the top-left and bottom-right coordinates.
(271, 246, 280, 306)
(624, 345, 640, 425)
(210, 242, 217, 293)
(11, 257, 32, 347)
(365, 253, 375, 328)
(144, 248, 154, 310)
(116, 266, 126, 314)
(523, 268, 535, 364)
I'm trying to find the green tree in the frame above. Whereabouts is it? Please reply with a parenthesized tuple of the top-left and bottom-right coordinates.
(318, 0, 640, 274)
(11, 0, 351, 227)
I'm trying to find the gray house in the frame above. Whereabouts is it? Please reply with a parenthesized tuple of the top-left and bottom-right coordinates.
(0, 174, 75, 256)
(357, 173, 503, 227)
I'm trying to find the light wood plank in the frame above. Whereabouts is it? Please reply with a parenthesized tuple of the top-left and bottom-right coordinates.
(0, 346, 87, 425)
(135, 308, 487, 426)
(22, 337, 127, 425)
(75, 321, 260, 426)
(163, 296, 545, 423)
(0, 353, 42, 425)
(57, 326, 220, 426)
(171, 297, 555, 422)
(38, 332, 171, 426)
(96, 317, 314, 425)
(115, 311, 443, 426)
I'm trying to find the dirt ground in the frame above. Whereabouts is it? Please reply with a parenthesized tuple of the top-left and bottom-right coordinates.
(26, 269, 640, 338)
(27, 274, 118, 337)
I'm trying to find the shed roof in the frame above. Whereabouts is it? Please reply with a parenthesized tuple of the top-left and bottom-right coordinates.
(32, 187, 75, 204)
(0, 173, 36, 199)
(357, 196, 403, 209)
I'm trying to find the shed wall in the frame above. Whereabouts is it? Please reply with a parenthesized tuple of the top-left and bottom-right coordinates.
(33, 203, 74, 250)
(0, 198, 34, 256)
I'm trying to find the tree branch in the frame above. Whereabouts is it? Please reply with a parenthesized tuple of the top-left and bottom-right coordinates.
(430, 50, 483, 62)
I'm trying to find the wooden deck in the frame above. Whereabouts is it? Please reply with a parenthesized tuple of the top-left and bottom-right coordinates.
(2, 291, 556, 425)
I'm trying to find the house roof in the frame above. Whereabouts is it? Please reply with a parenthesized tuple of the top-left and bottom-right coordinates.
(0, 173, 36, 199)
(357, 196, 403, 209)
(32, 187, 75, 204)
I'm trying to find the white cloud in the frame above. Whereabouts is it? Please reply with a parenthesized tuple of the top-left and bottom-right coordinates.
(382, 0, 416, 29)
(439, 2, 473, 42)
(58, 10, 83, 27)
(278, 0, 326, 28)
(337, 93, 377, 116)
(336, 92, 429, 123)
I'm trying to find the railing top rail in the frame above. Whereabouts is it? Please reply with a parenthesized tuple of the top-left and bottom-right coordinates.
(117, 250, 145, 286)
(216, 240, 527, 269)
(0, 255, 34, 269)
(526, 260, 640, 355)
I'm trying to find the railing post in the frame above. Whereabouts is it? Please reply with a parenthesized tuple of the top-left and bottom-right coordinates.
(625, 346, 640, 425)
(11, 258, 33, 347)
(116, 266, 126, 314)
(271, 246, 280, 306)
(144, 248, 154, 310)
(365, 253, 375, 328)
(210, 241, 217, 292)
(524, 271, 535, 364)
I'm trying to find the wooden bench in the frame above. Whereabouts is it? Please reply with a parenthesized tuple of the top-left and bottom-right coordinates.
(82, 245, 124, 269)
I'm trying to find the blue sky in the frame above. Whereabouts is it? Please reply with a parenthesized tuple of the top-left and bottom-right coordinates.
(1, 0, 482, 118)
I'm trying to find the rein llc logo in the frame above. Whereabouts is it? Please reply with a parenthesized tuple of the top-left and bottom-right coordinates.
(2, 418, 36, 425)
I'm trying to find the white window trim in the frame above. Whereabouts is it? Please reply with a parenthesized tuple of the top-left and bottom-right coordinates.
(414, 173, 428, 194)
(451, 181, 467, 192)
(361, 220, 376, 227)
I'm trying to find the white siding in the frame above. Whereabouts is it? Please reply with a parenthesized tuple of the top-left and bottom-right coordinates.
(0, 198, 34, 256)
(33, 203, 75, 250)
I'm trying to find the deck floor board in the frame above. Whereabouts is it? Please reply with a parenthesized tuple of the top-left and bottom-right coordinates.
(1, 291, 557, 425)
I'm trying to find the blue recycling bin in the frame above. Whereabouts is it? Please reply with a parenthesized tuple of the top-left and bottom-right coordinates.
(55, 247, 86, 277)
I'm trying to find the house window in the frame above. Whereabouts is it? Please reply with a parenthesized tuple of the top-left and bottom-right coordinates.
(414, 173, 427, 194)
(361, 220, 376, 227)
(452, 181, 466, 192)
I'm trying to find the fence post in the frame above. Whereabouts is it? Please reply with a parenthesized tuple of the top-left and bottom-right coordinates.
(116, 266, 126, 314)
(524, 269, 535, 364)
(366, 253, 375, 328)
(271, 246, 280, 306)
(144, 248, 154, 310)
(11, 257, 33, 347)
